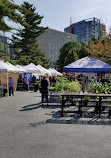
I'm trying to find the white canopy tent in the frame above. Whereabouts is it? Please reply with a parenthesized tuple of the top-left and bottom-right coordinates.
(23, 63, 45, 90)
(15, 64, 26, 73)
(0, 60, 7, 72)
(48, 68, 62, 76)
(0, 60, 20, 72)
(0, 61, 21, 96)
(0, 60, 9, 95)
(23, 63, 42, 73)
(5, 62, 21, 72)
(52, 68, 62, 76)
(37, 65, 51, 76)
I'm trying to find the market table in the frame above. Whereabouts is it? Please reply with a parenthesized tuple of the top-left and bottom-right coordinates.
(61, 93, 111, 118)
(0, 85, 7, 97)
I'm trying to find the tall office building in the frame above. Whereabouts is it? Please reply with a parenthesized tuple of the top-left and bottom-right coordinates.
(0, 33, 11, 58)
(0, 33, 15, 59)
(38, 28, 77, 67)
(64, 17, 106, 43)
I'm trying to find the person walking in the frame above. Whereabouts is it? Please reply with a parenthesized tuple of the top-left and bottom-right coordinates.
(41, 75, 49, 105)
(9, 76, 14, 96)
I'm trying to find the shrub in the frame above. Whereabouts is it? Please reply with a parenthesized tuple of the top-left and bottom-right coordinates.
(70, 80, 81, 93)
(49, 87, 56, 91)
(84, 96, 90, 101)
(64, 83, 71, 92)
(55, 77, 81, 93)
(87, 82, 111, 94)
(55, 77, 69, 91)
(55, 82, 65, 91)
(56, 77, 69, 83)
(87, 82, 95, 93)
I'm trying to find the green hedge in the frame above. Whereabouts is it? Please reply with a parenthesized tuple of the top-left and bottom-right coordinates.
(52, 77, 82, 93)
(87, 82, 111, 94)
(49, 87, 56, 91)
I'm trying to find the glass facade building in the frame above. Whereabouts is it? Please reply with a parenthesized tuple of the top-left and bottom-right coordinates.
(64, 18, 106, 43)
(0, 34, 14, 59)
(0, 34, 9, 53)
(0, 34, 10, 55)
(38, 28, 77, 67)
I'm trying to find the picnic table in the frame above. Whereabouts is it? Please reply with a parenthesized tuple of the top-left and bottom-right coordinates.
(49, 91, 61, 103)
(61, 93, 111, 118)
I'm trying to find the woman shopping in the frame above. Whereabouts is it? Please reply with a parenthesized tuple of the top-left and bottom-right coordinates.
(41, 75, 49, 105)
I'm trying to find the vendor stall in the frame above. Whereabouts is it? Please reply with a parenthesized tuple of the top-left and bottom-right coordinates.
(63, 57, 111, 73)
(0, 60, 22, 96)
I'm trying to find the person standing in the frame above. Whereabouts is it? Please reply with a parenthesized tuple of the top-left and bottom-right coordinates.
(50, 76, 56, 86)
(41, 75, 49, 105)
(9, 76, 14, 96)
(81, 74, 86, 93)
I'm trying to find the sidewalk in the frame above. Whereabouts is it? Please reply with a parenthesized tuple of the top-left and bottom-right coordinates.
(0, 91, 111, 158)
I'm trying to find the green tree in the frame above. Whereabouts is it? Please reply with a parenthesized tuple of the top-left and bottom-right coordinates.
(84, 31, 111, 65)
(0, 0, 24, 32)
(0, 0, 27, 61)
(56, 41, 81, 72)
(88, 29, 104, 46)
(11, 2, 49, 67)
(97, 29, 104, 40)
(0, 43, 8, 59)
(78, 41, 88, 59)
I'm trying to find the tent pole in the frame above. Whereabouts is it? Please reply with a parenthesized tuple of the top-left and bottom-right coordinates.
(26, 73, 29, 91)
(28, 81, 29, 91)
(7, 72, 9, 98)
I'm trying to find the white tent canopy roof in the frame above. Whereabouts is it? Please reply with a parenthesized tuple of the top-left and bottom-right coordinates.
(37, 65, 51, 75)
(52, 68, 62, 76)
(0, 60, 20, 72)
(23, 63, 42, 73)
(0, 60, 7, 72)
(48, 68, 56, 75)
(5, 62, 21, 72)
(48, 68, 62, 76)
(15, 65, 26, 72)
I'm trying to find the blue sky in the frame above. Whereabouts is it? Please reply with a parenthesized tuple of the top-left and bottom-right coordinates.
(3, 0, 111, 37)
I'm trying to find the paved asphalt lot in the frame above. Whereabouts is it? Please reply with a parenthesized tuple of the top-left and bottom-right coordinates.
(0, 91, 111, 158)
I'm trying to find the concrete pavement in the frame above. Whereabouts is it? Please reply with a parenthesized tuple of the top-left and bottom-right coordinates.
(0, 91, 111, 158)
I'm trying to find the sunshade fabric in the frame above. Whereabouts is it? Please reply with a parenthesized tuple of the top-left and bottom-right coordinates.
(0, 60, 7, 72)
(23, 63, 42, 73)
(15, 65, 26, 72)
(52, 68, 62, 76)
(63, 57, 111, 73)
(48, 68, 62, 76)
(0, 60, 20, 72)
(37, 65, 51, 75)
(5, 62, 20, 72)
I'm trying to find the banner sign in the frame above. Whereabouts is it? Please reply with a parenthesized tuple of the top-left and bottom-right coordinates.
(24, 73, 32, 85)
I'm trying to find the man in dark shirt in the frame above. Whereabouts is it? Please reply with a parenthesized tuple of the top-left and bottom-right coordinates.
(41, 75, 49, 105)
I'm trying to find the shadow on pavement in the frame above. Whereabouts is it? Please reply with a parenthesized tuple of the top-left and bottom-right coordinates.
(45, 110, 111, 126)
(19, 102, 61, 111)
(19, 102, 42, 111)
(20, 100, 111, 125)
